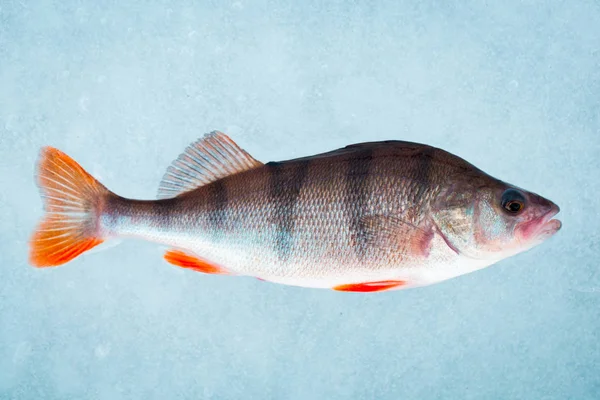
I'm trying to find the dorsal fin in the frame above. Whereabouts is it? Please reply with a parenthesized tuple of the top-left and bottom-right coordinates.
(157, 131, 263, 199)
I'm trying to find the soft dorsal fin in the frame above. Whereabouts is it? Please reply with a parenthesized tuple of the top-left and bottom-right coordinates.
(157, 131, 263, 199)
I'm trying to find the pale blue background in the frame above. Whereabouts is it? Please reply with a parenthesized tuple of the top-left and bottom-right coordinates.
(1, 1, 599, 399)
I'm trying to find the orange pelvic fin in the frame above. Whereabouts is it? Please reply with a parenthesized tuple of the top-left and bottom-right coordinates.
(164, 249, 232, 275)
(29, 147, 111, 267)
(333, 280, 407, 293)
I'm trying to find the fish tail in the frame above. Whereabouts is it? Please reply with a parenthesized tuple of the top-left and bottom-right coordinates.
(29, 146, 114, 267)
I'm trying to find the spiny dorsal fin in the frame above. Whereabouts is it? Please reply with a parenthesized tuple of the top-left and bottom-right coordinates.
(157, 131, 263, 199)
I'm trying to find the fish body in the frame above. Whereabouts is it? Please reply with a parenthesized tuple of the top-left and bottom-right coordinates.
(30, 132, 561, 292)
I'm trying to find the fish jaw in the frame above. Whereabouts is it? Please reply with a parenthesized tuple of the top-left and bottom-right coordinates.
(515, 202, 562, 247)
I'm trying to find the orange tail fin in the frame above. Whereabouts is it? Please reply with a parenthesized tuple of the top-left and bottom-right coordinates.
(29, 147, 110, 267)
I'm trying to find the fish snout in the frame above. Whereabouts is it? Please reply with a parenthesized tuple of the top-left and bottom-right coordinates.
(520, 194, 562, 241)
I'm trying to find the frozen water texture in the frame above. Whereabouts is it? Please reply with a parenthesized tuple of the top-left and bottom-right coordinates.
(1, 0, 599, 399)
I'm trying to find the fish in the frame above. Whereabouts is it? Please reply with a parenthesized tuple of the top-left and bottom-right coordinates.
(29, 131, 562, 293)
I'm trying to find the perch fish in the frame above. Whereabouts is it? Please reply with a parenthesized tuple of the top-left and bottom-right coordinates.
(29, 132, 561, 292)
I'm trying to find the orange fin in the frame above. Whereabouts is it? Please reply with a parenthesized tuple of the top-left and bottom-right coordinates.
(164, 249, 232, 275)
(157, 131, 263, 199)
(29, 147, 111, 267)
(333, 280, 407, 293)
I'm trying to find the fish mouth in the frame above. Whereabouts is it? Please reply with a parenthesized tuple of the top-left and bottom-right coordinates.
(540, 203, 562, 235)
(518, 203, 562, 242)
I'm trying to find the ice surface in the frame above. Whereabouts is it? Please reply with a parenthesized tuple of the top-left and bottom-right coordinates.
(1, 0, 599, 399)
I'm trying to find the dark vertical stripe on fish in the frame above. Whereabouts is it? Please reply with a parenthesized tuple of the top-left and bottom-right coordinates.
(106, 195, 134, 231)
(413, 147, 434, 200)
(207, 180, 228, 235)
(268, 160, 310, 263)
(345, 148, 373, 258)
(151, 198, 174, 229)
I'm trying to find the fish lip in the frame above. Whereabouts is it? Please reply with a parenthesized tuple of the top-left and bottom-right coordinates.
(519, 203, 562, 240)
(540, 211, 562, 235)
(542, 203, 561, 230)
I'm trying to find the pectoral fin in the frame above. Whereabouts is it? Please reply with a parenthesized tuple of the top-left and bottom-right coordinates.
(359, 215, 434, 258)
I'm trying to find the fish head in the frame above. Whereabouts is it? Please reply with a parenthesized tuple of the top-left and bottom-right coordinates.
(432, 177, 561, 261)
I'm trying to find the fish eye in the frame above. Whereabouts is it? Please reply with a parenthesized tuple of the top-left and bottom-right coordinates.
(501, 189, 526, 214)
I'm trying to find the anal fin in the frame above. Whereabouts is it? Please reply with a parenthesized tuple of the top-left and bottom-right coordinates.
(164, 249, 232, 275)
(333, 280, 407, 293)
